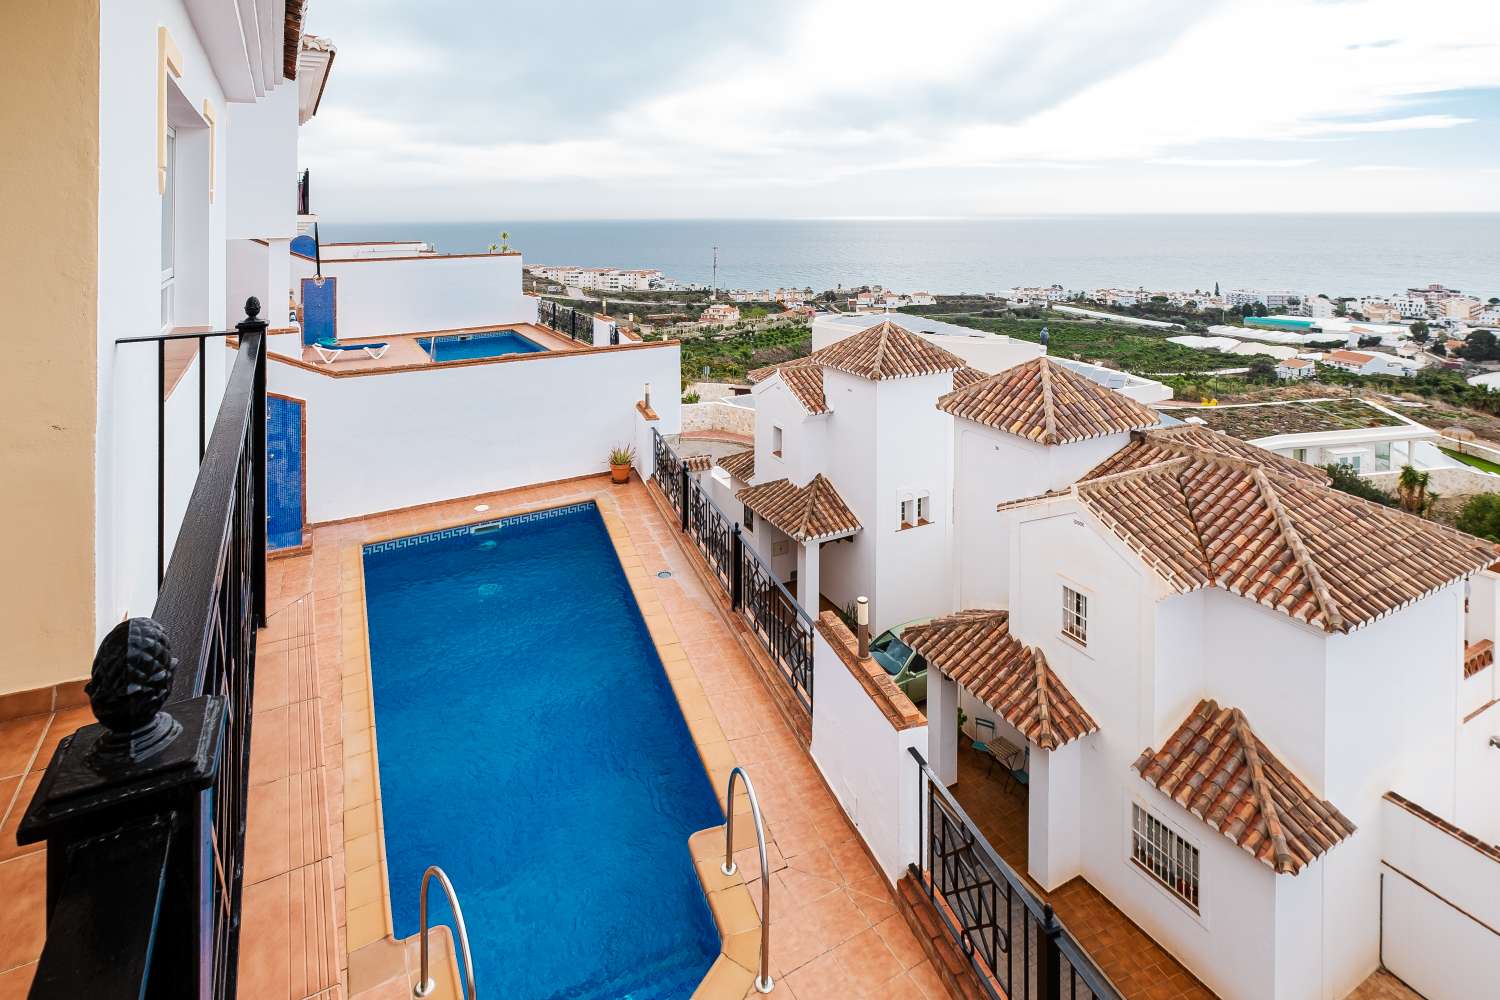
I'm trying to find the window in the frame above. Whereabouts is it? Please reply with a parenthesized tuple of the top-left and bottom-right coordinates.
(1335, 454, 1361, 474)
(916, 492, 931, 525)
(899, 496, 915, 529)
(1061, 585, 1087, 645)
(1375, 441, 1392, 471)
(1131, 804, 1200, 911)
(160, 126, 176, 330)
(1291, 447, 1307, 463)
(772, 425, 783, 457)
(743, 504, 755, 533)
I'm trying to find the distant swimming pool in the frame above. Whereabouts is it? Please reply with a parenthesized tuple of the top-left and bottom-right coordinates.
(362, 502, 722, 1000)
(1245, 316, 1315, 330)
(417, 329, 545, 361)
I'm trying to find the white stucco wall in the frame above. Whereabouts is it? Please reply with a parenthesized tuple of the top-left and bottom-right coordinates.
(810, 629, 928, 881)
(267, 344, 683, 522)
(224, 81, 297, 240)
(954, 424, 1127, 610)
(315, 254, 534, 340)
(1379, 795, 1500, 1000)
(98, 1, 236, 629)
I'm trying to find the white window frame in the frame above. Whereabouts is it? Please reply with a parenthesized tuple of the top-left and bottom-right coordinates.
(899, 494, 915, 530)
(1128, 801, 1204, 920)
(916, 491, 932, 525)
(771, 425, 783, 458)
(160, 125, 177, 331)
(1061, 584, 1088, 646)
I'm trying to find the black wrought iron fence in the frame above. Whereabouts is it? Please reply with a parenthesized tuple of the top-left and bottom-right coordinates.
(18, 300, 269, 1000)
(537, 298, 595, 343)
(909, 748, 1121, 1000)
(652, 428, 814, 712)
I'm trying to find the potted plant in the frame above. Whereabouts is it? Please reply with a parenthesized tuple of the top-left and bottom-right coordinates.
(608, 444, 636, 485)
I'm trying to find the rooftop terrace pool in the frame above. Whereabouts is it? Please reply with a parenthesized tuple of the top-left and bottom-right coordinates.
(362, 502, 723, 999)
(417, 329, 545, 361)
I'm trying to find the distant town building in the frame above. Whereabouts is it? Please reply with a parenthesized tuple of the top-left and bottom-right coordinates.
(1226, 288, 1299, 310)
(699, 303, 741, 326)
(1321, 349, 1413, 377)
(1439, 296, 1483, 321)
(525, 265, 664, 292)
(1299, 295, 1336, 319)
(1276, 358, 1316, 380)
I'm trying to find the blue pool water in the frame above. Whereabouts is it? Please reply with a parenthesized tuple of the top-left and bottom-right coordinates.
(363, 503, 723, 999)
(417, 329, 545, 361)
(1245, 316, 1316, 329)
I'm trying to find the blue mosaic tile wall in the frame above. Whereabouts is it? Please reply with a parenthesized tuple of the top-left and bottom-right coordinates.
(267, 396, 305, 550)
(363, 502, 596, 556)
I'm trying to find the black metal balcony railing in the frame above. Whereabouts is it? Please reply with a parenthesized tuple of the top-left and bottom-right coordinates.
(537, 298, 596, 343)
(297, 168, 310, 215)
(18, 300, 269, 1000)
(909, 748, 1122, 1000)
(652, 428, 814, 711)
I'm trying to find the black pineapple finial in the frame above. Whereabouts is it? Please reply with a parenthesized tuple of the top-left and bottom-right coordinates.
(85, 618, 183, 767)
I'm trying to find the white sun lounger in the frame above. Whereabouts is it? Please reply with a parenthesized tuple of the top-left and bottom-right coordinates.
(311, 341, 390, 364)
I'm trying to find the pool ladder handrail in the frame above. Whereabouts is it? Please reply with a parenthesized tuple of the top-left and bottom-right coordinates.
(721, 766, 774, 994)
(414, 865, 478, 1000)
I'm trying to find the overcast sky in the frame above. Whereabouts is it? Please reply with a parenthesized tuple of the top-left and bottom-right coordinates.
(298, 0, 1500, 221)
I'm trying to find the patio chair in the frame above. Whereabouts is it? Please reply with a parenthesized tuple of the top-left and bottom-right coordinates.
(311, 339, 390, 364)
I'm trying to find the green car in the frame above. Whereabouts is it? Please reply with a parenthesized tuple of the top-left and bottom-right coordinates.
(869, 620, 930, 703)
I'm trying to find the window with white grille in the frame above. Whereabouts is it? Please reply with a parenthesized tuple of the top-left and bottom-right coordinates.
(1131, 804, 1200, 911)
(1061, 586, 1087, 645)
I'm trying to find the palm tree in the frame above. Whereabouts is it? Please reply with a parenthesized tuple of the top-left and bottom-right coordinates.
(487, 230, 513, 253)
(1396, 465, 1435, 515)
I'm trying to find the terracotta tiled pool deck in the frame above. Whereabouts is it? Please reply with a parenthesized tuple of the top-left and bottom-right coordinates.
(251, 474, 952, 1000)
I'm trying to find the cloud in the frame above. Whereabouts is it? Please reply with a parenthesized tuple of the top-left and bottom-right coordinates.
(1150, 158, 1319, 168)
(297, 0, 1500, 218)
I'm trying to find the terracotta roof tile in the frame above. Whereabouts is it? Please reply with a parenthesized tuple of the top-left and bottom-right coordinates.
(717, 449, 756, 483)
(1134, 699, 1356, 874)
(1070, 443, 1495, 632)
(901, 610, 1097, 750)
(1081, 426, 1327, 484)
(812, 320, 966, 381)
(1464, 639, 1494, 678)
(737, 474, 862, 542)
(284, 0, 306, 80)
(952, 365, 990, 389)
(747, 359, 827, 414)
(937, 357, 1159, 445)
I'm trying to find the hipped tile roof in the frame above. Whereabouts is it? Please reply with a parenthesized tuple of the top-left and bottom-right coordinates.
(1134, 699, 1356, 874)
(737, 474, 861, 542)
(747, 359, 828, 415)
(937, 357, 1160, 445)
(1070, 442, 1494, 632)
(1081, 426, 1326, 485)
(716, 449, 756, 483)
(952, 365, 990, 389)
(812, 320, 966, 381)
(901, 610, 1097, 750)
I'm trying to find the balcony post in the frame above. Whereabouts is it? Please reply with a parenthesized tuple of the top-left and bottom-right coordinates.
(731, 524, 744, 610)
(1038, 904, 1062, 1000)
(17, 617, 225, 998)
(238, 297, 268, 627)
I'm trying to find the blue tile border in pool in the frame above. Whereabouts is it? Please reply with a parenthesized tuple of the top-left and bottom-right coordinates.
(361, 502, 597, 556)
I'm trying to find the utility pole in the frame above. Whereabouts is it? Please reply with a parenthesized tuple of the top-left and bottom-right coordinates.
(712, 245, 718, 300)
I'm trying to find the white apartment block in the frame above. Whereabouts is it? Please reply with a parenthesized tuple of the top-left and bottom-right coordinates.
(1227, 288, 1300, 309)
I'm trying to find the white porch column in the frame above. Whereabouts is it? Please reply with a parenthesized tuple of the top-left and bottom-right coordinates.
(929, 670, 959, 787)
(797, 539, 820, 611)
(1027, 740, 1083, 891)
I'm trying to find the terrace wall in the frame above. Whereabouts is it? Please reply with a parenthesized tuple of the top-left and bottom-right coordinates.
(314, 253, 537, 340)
(267, 343, 681, 523)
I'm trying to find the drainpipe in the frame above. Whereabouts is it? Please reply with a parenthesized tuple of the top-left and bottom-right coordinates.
(856, 596, 869, 658)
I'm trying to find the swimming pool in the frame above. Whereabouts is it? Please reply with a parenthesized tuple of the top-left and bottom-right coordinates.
(417, 329, 545, 361)
(362, 502, 723, 999)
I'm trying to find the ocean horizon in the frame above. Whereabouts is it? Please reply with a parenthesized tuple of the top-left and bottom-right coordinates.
(317, 214, 1500, 300)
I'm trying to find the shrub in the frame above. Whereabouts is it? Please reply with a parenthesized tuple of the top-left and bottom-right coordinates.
(1456, 493, 1500, 541)
(682, 391, 701, 404)
(1322, 463, 1396, 506)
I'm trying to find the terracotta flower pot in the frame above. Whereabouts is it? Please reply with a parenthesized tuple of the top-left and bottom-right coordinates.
(610, 462, 631, 484)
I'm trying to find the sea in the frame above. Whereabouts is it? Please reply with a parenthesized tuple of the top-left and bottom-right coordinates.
(317, 215, 1500, 300)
